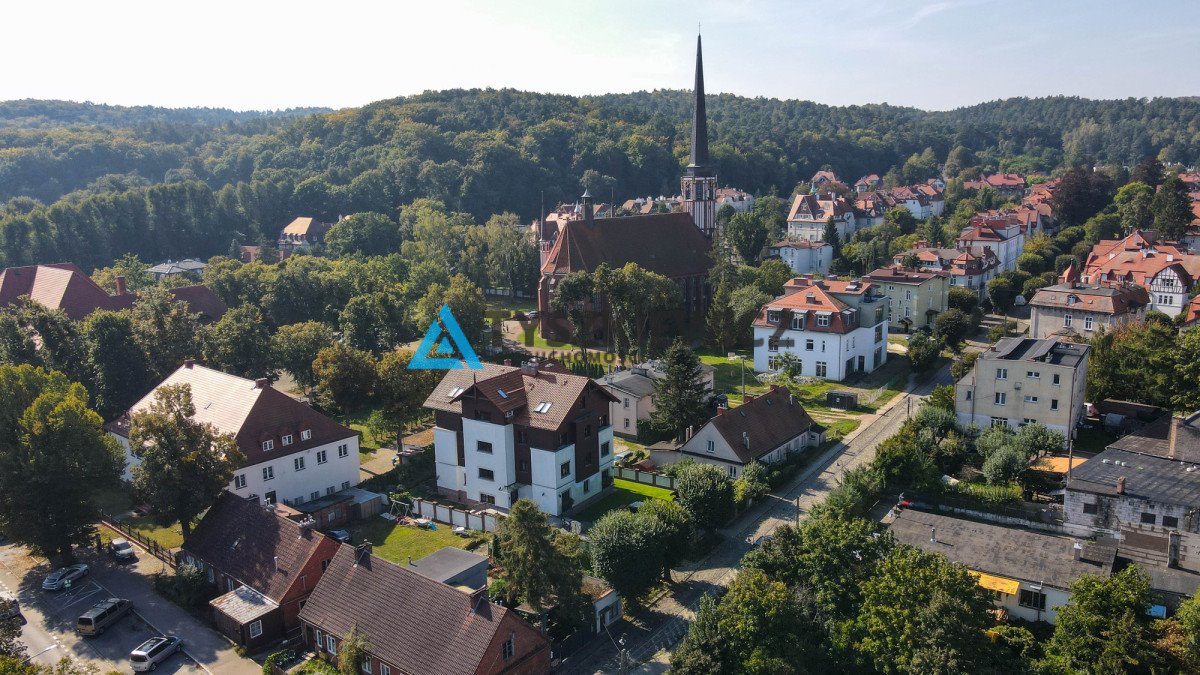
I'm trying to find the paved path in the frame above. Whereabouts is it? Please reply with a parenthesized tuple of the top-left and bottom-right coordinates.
(557, 365, 954, 674)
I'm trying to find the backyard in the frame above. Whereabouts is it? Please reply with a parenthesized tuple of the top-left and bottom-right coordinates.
(573, 478, 675, 522)
(95, 485, 186, 550)
(349, 515, 488, 565)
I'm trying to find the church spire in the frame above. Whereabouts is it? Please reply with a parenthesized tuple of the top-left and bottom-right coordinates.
(689, 33, 710, 170)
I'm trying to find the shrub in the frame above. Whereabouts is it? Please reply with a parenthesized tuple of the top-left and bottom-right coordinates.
(153, 563, 213, 612)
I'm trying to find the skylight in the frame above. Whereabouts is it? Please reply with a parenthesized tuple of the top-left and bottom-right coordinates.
(534, 401, 552, 414)
(497, 389, 509, 399)
(446, 386, 465, 399)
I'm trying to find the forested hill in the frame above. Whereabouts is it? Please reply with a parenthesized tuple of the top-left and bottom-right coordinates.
(0, 91, 1197, 271)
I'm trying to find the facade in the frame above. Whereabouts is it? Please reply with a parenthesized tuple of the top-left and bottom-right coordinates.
(715, 187, 754, 213)
(752, 276, 889, 380)
(853, 174, 881, 193)
(864, 267, 950, 332)
(533, 201, 612, 267)
(786, 193, 857, 242)
(1081, 230, 1200, 317)
(109, 361, 360, 506)
(423, 361, 619, 516)
(678, 386, 825, 479)
(680, 35, 718, 239)
(299, 545, 550, 675)
(766, 240, 832, 276)
(893, 244, 999, 298)
(1028, 282, 1149, 340)
(181, 491, 341, 649)
(278, 217, 332, 253)
(954, 337, 1089, 440)
(957, 220, 1025, 272)
(598, 362, 715, 439)
(0, 263, 227, 322)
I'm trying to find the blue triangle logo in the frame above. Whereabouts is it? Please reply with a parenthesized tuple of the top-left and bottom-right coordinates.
(409, 304, 483, 370)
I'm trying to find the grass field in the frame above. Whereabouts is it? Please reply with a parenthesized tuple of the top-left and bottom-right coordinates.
(95, 485, 186, 549)
(573, 478, 674, 522)
(350, 516, 486, 565)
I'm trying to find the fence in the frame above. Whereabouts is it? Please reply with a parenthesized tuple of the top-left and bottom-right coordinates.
(407, 498, 503, 533)
(615, 467, 676, 491)
(901, 493, 1090, 536)
(101, 519, 177, 569)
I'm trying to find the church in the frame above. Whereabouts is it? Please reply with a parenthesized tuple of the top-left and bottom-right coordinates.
(536, 36, 718, 345)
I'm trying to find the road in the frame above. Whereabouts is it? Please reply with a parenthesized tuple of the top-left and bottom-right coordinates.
(558, 364, 954, 674)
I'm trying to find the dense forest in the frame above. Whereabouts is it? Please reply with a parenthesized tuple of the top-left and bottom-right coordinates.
(0, 92, 1198, 270)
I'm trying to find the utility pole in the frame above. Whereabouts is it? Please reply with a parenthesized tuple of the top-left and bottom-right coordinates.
(795, 496, 801, 527)
(907, 395, 912, 420)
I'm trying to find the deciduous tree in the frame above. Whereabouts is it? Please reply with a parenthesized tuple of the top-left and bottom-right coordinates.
(201, 304, 275, 379)
(270, 321, 335, 391)
(312, 343, 376, 417)
(675, 463, 734, 532)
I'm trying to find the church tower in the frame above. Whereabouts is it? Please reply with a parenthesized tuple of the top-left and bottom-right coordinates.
(681, 34, 718, 239)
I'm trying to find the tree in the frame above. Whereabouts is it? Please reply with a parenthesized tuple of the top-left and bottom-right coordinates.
(906, 331, 940, 373)
(0, 614, 23, 661)
(822, 217, 842, 260)
(79, 309, 153, 419)
(416, 274, 486, 349)
(675, 463, 734, 532)
(0, 365, 123, 560)
(648, 339, 710, 439)
(270, 321, 335, 392)
(704, 280, 738, 355)
(1046, 567, 1161, 673)
(1016, 253, 1045, 275)
(752, 258, 793, 297)
(734, 461, 771, 505)
(639, 499, 691, 580)
(933, 308, 971, 347)
(981, 446, 1026, 485)
(1151, 173, 1193, 241)
(374, 350, 439, 446)
(325, 212, 401, 257)
(91, 253, 154, 294)
(600, 263, 682, 361)
(1051, 167, 1115, 227)
(588, 509, 663, 600)
(201, 304, 275, 379)
(1013, 422, 1064, 459)
(731, 285, 771, 347)
(987, 275, 1018, 313)
(484, 215, 539, 297)
(1130, 157, 1164, 187)
(854, 546, 995, 674)
(928, 384, 955, 413)
(727, 211, 768, 264)
(494, 499, 589, 627)
(131, 287, 200, 379)
(716, 569, 806, 668)
(312, 343, 376, 417)
(549, 270, 594, 356)
(950, 351, 978, 380)
(337, 625, 370, 675)
(946, 286, 979, 315)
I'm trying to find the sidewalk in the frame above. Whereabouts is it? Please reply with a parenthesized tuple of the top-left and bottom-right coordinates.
(86, 536, 260, 675)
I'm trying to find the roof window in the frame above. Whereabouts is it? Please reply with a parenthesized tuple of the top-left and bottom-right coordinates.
(533, 401, 553, 414)
(446, 386, 465, 399)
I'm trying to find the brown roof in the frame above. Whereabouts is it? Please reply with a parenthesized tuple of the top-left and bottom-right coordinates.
(1029, 283, 1149, 316)
(280, 217, 331, 238)
(427, 364, 618, 431)
(865, 267, 947, 285)
(706, 386, 822, 463)
(183, 491, 338, 602)
(540, 213, 711, 279)
(298, 545, 547, 675)
(166, 285, 228, 322)
(756, 278, 871, 334)
(113, 362, 355, 467)
(0, 263, 226, 321)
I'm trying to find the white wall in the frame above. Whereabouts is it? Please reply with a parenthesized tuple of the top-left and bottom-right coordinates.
(461, 419, 517, 508)
(753, 322, 887, 380)
(530, 443, 576, 515)
(434, 426, 464, 495)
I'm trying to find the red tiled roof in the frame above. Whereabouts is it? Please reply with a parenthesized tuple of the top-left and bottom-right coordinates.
(166, 285, 228, 321)
(704, 386, 822, 463)
(0, 263, 226, 321)
(788, 194, 852, 222)
(755, 278, 873, 334)
(539, 213, 710, 279)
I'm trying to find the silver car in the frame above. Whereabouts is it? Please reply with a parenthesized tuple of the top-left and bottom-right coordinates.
(130, 636, 182, 671)
(42, 563, 89, 591)
(108, 538, 135, 561)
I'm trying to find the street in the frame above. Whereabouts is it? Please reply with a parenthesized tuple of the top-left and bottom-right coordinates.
(558, 363, 954, 674)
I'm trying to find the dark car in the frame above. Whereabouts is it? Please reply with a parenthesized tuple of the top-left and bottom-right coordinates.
(328, 529, 351, 543)
(76, 597, 132, 636)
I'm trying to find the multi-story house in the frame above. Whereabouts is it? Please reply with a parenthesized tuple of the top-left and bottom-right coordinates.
(963, 173, 1026, 199)
(864, 267, 950, 332)
(598, 361, 715, 440)
(278, 216, 332, 254)
(786, 193, 858, 242)
(1081, 229, 1200, 317)
(957, 218, 1025, 272)
(1028, 281, 1148, 340)
(765, 239, 832, 276)
(893, 244, 1000, 298)
(752, 276, 889, 380)
(853, 174, 882, 193)
(954, 337, 1089, 440)
(853, 190, 896, 228)
(109, 361, 361, 507)
(809, 170, 841, 189)
(423, 361, 618, 516)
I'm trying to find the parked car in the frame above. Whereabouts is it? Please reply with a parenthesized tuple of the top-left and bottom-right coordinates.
(108, 538, 135, 561)
(130, 635, 182, 671)
(328, 529, 351, 543)
(42, 563, 89, 591)
(76, 597, 132, 636)
(0, 592, 18, 619)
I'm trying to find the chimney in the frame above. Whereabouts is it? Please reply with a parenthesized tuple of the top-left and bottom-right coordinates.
(1073, 541, 1083, 561)
(254, 378, 269, 389)
(184, 359, 195, 369)
(273, 556, 279, 571)
(114, 275, 128, 296)
(503, 359, 512, 366)
(581, 189, 595, 226)
(717, 407, 726, 416)
(744, 393, 757, 403)
(468, 586, 489, 613)
(1169, 531, 1182, 568)
(1116, 476, 1126, 495)
(521, 360, 539, 377)
(742, 432, 750, 449)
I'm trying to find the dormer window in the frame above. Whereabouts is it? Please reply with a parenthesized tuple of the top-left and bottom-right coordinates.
(301, 429, 312, 441)
(766, 310, 781, 324)
(262, 439, 274, 452)
(281, 434, 293, 446)
(816, 314, 831, 328)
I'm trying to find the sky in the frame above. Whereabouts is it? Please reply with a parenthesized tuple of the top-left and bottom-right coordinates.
(4, 0, 1199, 112)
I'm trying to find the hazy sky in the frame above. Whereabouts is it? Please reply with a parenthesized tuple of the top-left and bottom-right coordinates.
(5, 0, 1198, 111)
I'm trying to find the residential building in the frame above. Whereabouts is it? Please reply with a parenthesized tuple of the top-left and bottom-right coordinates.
(809, 170, 840, 188)
(1081, 229, 1200, 317)
(598, 361, 715, 440)
(853, 174, 881, 193)
(681, 36, 718, 239)
(886, 507, 1116, 624)
(148, 258, 207, 281)
(1028, 281, 1148, 340)
(954, 337, 1089, 440)
(299, 545, 550, 675)
(278, 217, 332, 253)
(423, 360, 618, 516)
(0, 263, 227, 322)
(715, 187, 755, 213)
(405, 547, 489, 591)
(180, 491, 341, 649)
(678, 385, 825, 479)
(892, 243, 999, 297)
(786, 193, 857, 242)
(109, 361, 360, 506)
(752, 275, 889, 380)
(864, 267, 950, 332)
(890, 185, 944, 220)
(765, 239, 832, 276)
(853, 190, 896, 228)
(957, 218, 1025, 272)
(963, 173, 1026, 198)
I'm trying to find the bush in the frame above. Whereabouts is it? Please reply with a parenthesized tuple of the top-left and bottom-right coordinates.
(153, 563, 213, 612)
(982, 446, 1026, 485)
(934, 309, 971, 347)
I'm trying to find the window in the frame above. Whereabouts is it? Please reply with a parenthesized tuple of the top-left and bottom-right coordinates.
(321, 559, 331, 572)
(479, 468, 494, 481)
(341, 481, 350, 490)
(282, 434, 293, 446)
(1084, 315, 1094, 331)
(477, 441, 493, 454)
(561, 461, 571, 478)
(301, 429, 312, 441)
(249, 620, 263, 638)
(317, 450, 328, 464)
(815, 361, 827, 378)
(805, 339, 814, 351)
(1026, 371, 1040, 379)
(821, 340, 826, 352)
(623, 398, 630, 409)
(234, 474, 246, 489)
(262, 466, 274, 481)
(1051, 399, 1059, 411)
(766, 310, 780, 324)
(995, 392, 1007, 406)
(480, 493, 496, 505)
(1083, 502, 1098, 515)
(1164, 516, 1179, 528)
(294, 457, 305, 471)
(624, 418, 630, 429)
(905, 289, 912, 301)
(1141, 512, 1156, 525)
(584, 425, 592, 438)
(1019, 589, 1047, 611)
(502, 637, 515, 660)
(996, 368, 1008, 380)
(904, 307, 911, 318)
(325, 486, 335, 495)
(767, 338, 779, 353)
(817, 314, 830, 327)
(1052, 373, 1061, 386)
(262, 439, 274, 452)
(991, 417, 1008, 428)
(728, 465, 738, 479)
(583, 478, 591, 494)
(315, 629, 322, 647)
(338, 444, 349, 458)
(965, 390, 972, 400)
(1064, 313, 1073, 327)
(361, 657, 372, 673)
(1023, 395, 1038, 404)
(381, 665, 391, 675)
(706, 440, 715, 454)
(310, 491, 320, 501)
(767, 356, 780, 370)
(601, 441, 610, 457)
(326, 635, 337, 654)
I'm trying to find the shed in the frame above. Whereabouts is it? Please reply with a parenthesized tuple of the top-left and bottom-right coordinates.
(827, 391, 858, 410)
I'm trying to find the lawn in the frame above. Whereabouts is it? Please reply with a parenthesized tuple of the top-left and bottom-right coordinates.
(486, 296, 537, 315)
(346, 406, 383, 454)
(698, 349, 768, 404)
(573, 478, 674, 522)
(95, 485, 186, 549)
(349, 516, 486, 565)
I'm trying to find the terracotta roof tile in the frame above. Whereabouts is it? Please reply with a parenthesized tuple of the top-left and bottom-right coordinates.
(540, 213, 710, 279)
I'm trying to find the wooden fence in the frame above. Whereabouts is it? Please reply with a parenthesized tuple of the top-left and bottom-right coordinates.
(101, 519, 177, 568)
(615, 467, 676, 491)
(408, 498, 503, 533)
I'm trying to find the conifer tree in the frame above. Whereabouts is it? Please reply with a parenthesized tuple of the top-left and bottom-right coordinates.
(649, 339, 710, 439)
